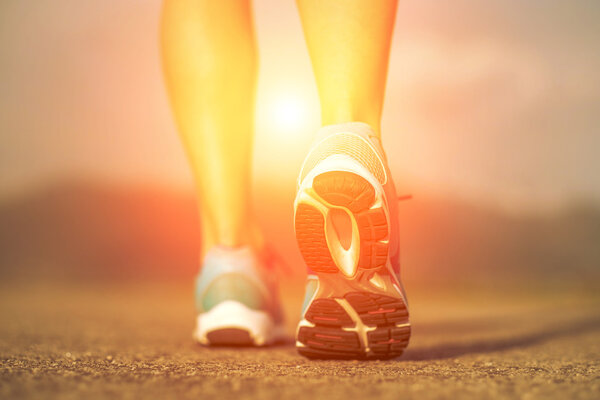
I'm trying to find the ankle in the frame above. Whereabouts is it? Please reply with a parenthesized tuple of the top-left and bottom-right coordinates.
(321, 110, 381, 138)
(200, 222, 264, 260)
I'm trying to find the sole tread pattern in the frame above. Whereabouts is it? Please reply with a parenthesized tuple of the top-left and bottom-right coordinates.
(345, 292, 408, 326)
(368, 325, 411, 356)
(295, 204, 338, 273)
(298, 292, 410, 359)
(295, 170, 410, 359)
(304, 299, 354, 327)
(297, 326, 362, 358)
(295, 171, 389, 273)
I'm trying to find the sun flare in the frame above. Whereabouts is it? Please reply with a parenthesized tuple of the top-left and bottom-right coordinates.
(272, 96, 305, 130)
(257, 82, 320, 141)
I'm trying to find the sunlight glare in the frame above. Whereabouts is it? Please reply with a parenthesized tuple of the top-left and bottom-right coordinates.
(272, 97, 305, 130)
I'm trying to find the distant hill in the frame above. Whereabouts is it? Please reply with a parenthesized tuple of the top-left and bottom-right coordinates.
(1, 181, 599, 288)
(0, 182, 199, 281)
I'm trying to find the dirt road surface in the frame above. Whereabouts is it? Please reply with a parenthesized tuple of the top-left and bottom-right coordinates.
(1, 281, 598, 400)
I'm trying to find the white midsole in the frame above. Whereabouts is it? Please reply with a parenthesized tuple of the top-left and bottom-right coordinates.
(193, 300, 284, 346)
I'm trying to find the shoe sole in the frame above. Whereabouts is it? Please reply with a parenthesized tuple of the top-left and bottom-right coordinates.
(193, 300, 284, 346)
(294, 170, 410, 359)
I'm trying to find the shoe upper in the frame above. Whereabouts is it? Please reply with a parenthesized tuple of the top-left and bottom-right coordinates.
(195, 246, 284, 324)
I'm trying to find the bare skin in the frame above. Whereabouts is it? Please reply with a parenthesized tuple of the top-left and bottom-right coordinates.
(161, 0, 398, 258)
(297, 0, 398, 137)
(161, 0, 261, 256)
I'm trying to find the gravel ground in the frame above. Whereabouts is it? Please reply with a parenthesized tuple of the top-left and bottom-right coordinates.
(0, 280, 599, 400)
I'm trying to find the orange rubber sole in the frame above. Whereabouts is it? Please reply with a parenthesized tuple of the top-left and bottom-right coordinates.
(294, 171, 410, 359)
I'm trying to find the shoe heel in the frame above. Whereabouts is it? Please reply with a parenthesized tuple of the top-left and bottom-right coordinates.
(294, 170, 410, 359)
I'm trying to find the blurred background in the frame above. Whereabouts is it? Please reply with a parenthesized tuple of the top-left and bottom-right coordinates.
(1, 0, 599, 296)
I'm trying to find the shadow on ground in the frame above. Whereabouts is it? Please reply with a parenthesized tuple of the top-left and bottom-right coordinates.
(403, 316, 600, 361)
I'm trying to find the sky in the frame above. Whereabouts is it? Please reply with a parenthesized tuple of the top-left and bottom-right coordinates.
(1, 0, 599, 212)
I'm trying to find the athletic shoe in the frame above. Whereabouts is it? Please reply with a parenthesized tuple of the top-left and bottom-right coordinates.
(294, 122, 410, 359)
(193, 245, 285, 346)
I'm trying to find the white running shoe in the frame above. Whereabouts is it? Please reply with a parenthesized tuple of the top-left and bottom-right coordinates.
(193, 246, 285, 346)
(294, 122, 410, 359)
